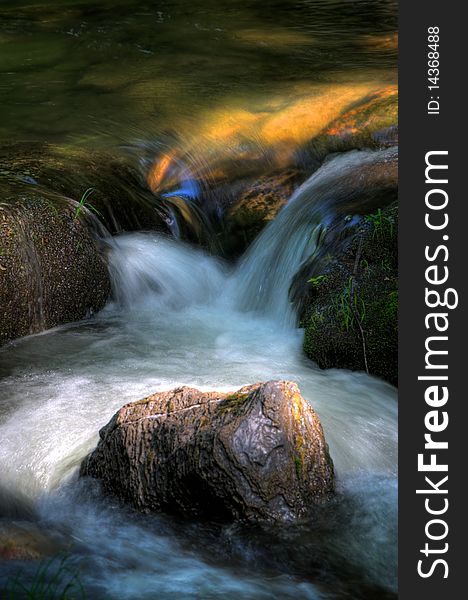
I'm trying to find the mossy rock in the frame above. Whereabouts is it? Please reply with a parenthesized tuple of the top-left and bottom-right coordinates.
(0, 186, 110, 345)
(0, 142, 168, 234)
(300, 203, 398, 386)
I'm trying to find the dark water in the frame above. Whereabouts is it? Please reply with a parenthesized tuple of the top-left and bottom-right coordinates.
(0, 0, 397, 147)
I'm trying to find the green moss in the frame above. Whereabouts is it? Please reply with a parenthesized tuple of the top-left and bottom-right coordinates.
(217, 392, 250, 415)
(385, 290, 398, 319)
(302, 203, 398, 385)
(294, 455, 303, 478)
(225, 392, 249, 403)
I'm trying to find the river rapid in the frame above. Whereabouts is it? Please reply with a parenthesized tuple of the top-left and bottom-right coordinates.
(0, 1, 397, 597)
(0, 153, 397, 599)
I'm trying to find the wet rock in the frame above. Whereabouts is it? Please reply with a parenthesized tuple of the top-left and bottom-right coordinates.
(222, 169, 305, 255)
(296, 203, 398, 386)
(0, 187, 110, 345)
(0, 142, 168, 234)
(371, 125, 398, 148)
(218, 87, 397, 257)
(81, 380, 334, 523)
(304, 86, 398, 161)
(0, 522, 59, 561)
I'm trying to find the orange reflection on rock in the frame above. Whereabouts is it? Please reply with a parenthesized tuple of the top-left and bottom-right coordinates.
(325, 85, 397, 137)
(260, 83, 381, 146)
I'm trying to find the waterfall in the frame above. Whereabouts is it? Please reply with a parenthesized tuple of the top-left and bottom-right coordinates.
(106, 233, 227, 311)
(0, 148, 398, 598)
(233, 147, 397, 327)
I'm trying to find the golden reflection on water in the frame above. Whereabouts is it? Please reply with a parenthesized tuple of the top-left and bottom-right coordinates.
(148, 81, 397, 192)
(0, 0, 398, 171)
(357, 32, 398, 51)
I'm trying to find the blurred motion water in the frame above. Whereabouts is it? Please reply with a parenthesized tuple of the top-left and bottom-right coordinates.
(0, 209, 397, 598)
(0, 0, 397, 147)
(0, 2, 397, 598)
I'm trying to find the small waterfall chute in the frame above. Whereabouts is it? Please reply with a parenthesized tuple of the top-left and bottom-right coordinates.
(232, 147, 397, 327)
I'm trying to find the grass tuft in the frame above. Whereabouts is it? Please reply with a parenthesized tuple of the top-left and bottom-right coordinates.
(2, 554, 85, 600)
(74, 188, 102, 220)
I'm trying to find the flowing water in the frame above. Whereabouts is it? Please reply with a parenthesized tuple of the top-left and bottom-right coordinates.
(0, 0, 397, 154)
(0, 151, 397, 598)
(1, 1, 397, 597)
(234, 147, 397, 326)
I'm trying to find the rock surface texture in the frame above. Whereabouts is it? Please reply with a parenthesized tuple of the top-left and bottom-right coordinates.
(223, 169, 305, 255)
(298, 202, 398, 385)
(0, 188, 110, 345)
(81, 380, 334, 523)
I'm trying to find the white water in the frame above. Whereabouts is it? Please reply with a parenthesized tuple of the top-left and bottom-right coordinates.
(0, 153, 397, 599)
(234, 147, 397, 327)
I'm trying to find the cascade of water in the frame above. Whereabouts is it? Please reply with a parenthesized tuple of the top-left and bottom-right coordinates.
(106, 233, 227, 311)
(233, 147, 397, 327)
(0, 147, 398, 598)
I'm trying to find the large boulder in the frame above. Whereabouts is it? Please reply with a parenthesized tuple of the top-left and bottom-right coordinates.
(81, 380, 334, 523)
(0, 186, 110, 345)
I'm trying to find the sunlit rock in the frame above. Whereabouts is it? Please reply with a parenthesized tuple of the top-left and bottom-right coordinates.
(81, 380, 335, 523)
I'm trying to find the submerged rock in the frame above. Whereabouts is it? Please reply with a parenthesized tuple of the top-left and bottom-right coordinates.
(81, 380, 334, 523)
(222, 169, 306, 255)
(0, 187, 110, 345)
(0, 522, 60, 561)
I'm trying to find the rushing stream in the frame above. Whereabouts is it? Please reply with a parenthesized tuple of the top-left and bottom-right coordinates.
(1, 1, 397, 598)
(0, 151, 397, 598)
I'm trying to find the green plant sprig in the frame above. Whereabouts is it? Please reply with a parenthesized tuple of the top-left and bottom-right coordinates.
(307, 274, 326, 286)
(2, 554, 85, 599)
(74, 188, 102, 220)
